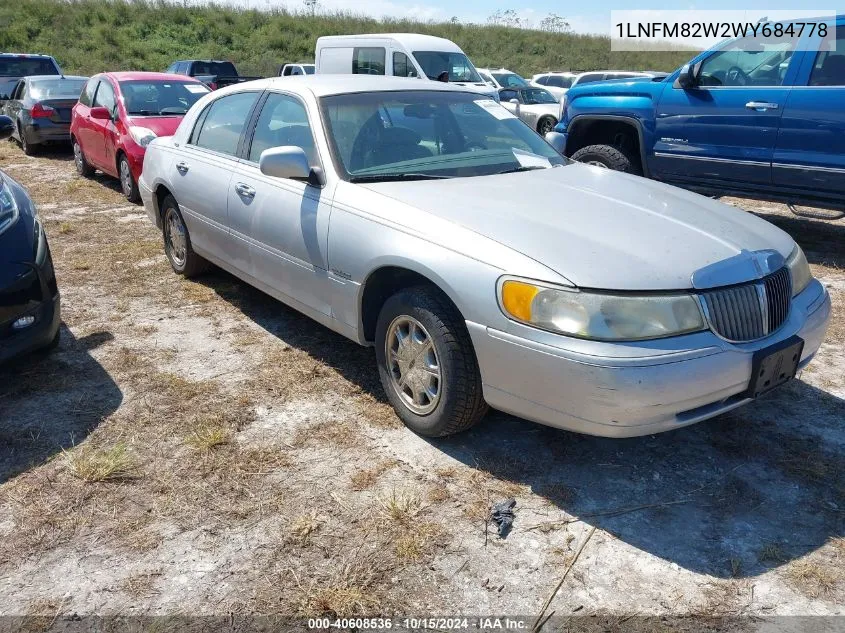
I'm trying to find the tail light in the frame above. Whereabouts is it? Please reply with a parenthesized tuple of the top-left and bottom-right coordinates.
(31, 103, 55, 119)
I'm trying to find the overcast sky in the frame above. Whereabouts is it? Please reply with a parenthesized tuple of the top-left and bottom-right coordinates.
(252, 0, 829, 35)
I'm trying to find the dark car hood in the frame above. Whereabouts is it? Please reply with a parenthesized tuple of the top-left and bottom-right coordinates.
(0, 172, 38, 289)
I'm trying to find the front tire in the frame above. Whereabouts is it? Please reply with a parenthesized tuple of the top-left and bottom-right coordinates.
(537, 116, 557, 136)
(571, 144, 640, 174)
(73, 138, 94, 177)
(161, 195, 209, 278)
(119, 154, 140, 203)
(375, 285, 487, 437)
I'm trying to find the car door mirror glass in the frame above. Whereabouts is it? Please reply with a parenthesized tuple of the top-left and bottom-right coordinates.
(259, 146, 311, 180)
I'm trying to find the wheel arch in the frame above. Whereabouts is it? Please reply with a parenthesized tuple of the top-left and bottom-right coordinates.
(358, 261, 467, 345)
(151, 183, 174, 229)
(566, 114, 649, 177)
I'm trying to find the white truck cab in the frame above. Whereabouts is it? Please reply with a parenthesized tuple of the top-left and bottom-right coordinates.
(314, 33, 497, 99)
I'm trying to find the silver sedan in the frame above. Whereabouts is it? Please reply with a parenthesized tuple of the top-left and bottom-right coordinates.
(139, 76, 831, 438)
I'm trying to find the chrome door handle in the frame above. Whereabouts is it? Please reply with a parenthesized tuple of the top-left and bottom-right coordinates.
(745, 101, 779, 111)
(235, 182, 256, 198)
(175, 161, 189, 173)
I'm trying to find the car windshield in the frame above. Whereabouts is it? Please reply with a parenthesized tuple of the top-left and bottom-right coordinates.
(412, 52, 482, 82)
(491, 72, 528, 88)
(29, 78, 87, 100)
(192, 61, 237, 76)
(321, 90, 567, 181)
(119, 80, 210, 116)
(521, 88, 557, 104)
(0, 58, 58, 77)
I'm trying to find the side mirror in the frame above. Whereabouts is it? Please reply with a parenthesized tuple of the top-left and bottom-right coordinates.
(259, 146, 312, 180)
(677, 62, 701, 89)
(544, 131, 567, 155)
(90, 106, 112, 120)
(508, 97, 521, 115)
(0, 115, 13, 141)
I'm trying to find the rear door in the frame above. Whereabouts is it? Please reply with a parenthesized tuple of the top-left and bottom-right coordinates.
(653, 37, 798, 187)
(170, 90, 260, 267)
(89, 77, 118, 173)
(772, 22, 845, 199)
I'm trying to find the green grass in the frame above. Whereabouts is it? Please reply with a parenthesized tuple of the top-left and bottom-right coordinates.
(0, 0, 693, 78)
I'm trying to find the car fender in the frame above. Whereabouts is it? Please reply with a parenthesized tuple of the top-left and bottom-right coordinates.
(566, 113, 652, 177)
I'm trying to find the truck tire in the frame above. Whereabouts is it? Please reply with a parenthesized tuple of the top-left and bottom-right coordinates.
(571, 144, 640, 175)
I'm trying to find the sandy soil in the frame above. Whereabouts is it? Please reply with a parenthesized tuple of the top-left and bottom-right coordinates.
(0, 140, 843, 623)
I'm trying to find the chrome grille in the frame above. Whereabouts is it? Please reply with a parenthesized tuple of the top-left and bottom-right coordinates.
(701, 267, 791, 342)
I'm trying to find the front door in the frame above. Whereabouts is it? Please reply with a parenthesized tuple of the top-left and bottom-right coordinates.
(171, 90, 260, 266)
(773, 22, 845, 199)
(228, 91, 332, 317)
(653, 37, 799, 188)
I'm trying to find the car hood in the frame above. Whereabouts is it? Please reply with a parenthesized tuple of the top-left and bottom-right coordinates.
(358, 164, 796, 291)
(126, 116, 184, 137)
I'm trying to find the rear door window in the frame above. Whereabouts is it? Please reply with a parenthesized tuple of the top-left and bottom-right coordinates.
(809, 25, 845, 86)
(352, 47, 386, 75)
(191, 91, 258, 156)
(392, 52, 418, 78)
(79, 77, 99, 107)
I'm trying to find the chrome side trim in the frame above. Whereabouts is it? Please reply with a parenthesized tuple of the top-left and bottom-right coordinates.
(772, 162, 845, 174)
(653, 152, 770, 167)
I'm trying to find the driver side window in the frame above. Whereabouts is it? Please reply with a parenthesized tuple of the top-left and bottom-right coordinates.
(698, 39, 796, 87)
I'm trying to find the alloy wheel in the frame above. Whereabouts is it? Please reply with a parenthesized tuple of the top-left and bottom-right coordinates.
(164, 208, 187, 268)
(120, 158, 133, 197)
(385, 315, 442, 415)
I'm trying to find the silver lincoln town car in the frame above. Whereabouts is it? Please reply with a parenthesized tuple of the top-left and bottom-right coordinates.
(139, 76, 831, 438)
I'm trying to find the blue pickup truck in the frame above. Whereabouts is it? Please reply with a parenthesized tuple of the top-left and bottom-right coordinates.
(552, 18, 844, 211)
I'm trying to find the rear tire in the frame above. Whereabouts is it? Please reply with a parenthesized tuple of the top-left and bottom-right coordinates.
(119, 154, 140, 203)
(161, 194, 209, 278)
(73, 137, 94, 177)
(19, 125, 37, 156)
(571, 144, 640, 174)
(375, 285, 487, 437)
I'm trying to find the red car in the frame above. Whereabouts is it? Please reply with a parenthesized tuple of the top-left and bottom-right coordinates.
(70, 72, 210, 202)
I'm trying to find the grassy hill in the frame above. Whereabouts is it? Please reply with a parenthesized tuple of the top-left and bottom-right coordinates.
(0, 0, 693, 78)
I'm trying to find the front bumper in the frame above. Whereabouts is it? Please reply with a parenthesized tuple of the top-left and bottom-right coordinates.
(468, 279, 831, 437)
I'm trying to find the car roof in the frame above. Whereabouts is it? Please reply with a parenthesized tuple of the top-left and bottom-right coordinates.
(24, 74, 87, 81)
(104, 71, 203, 82)
(316, 33, 464, 53)
(222, 75, 481, 98)
(0, 53, 56, 58)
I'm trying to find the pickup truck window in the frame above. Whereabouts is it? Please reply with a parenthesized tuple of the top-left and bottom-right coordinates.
(809, 25, 845, 86)
(191, 61, 237, 76)
(698, 39, 796, 87)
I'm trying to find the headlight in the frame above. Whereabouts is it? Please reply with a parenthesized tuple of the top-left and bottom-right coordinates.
(0, 178, 20, 236)
(499, 278, 706, 341)
(129, 126, 157, 148)
(559, 93, 568, 120)
(786, 246, 812, 297)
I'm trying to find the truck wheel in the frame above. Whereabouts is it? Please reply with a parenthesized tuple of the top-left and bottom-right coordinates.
(375, 285, 488, 437)
(571, 144, 641, 175)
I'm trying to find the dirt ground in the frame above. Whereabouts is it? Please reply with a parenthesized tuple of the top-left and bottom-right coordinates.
(0, 140, 843, 623)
